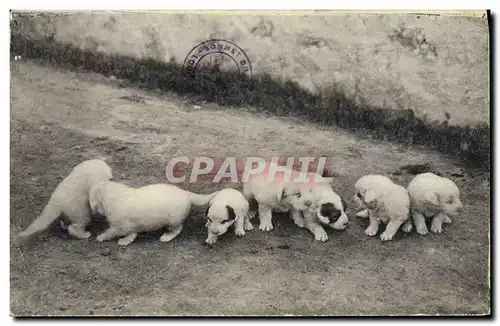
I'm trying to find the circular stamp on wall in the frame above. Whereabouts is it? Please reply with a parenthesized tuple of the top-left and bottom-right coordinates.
(181, 39, 252, 79)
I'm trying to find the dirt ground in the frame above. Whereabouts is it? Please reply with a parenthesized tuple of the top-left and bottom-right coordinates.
(10, 60, 490, 316)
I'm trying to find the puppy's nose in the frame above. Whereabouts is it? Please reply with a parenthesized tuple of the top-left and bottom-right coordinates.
(329, 216, 339, 224)
(304, 200, 312, 207)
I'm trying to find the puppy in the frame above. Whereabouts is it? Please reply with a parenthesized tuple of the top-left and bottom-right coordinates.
(242, 166, 314, 233)
(89, 181, 219, 246)
(298, 175, 349, 242)
(18, 159, 113, 240)
(354, 175, 411, 241)
(353, 175, 393, 219)
(243, 163, 348, 242)
(406, 172, 462, 235)
(204, 188, 251, 245)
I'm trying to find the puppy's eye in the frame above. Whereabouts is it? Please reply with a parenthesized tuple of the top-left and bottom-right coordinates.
(221, 219, 230, 224)
(295, 193, 302, 198)
(446, 198, 454, 204)
(207, 217, 212, 223)
(356, 193, 363, 199)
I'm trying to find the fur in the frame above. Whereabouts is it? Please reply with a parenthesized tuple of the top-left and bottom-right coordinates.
(353, 175, 393, 219)
(242, 168, 313, 233)
(299, 174, 349, 242)
(354, 174, 411, 241)
(204, 188, 251, 245)
(242, 163, 348, 242)
(407, 172, 462, 235)
(18, 159, 113, 240)
(89, 181, 219, 246)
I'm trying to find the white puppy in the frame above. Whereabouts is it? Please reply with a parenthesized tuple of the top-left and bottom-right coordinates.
(242, 168, 314, 233)
(407, 172, 462, 235)
(18, 159, 113, 240)
(204, 188, 251, 245)
(89, 181, 219, 246)
(243, 163, 348, 242)
(354, 175, 393, 219)
(354, 175, 411, 241)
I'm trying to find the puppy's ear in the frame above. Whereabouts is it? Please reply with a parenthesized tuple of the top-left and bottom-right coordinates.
(364, 190, 378, 210)
(226, 205, 236, 221)
(424, 192, 440, 207)
(340, 196, 348, 211)
(354, 189, 363, 200)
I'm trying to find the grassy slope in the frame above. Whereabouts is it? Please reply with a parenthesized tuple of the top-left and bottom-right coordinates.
(10, 60, 490, 316)
(14, 11, 489, 126)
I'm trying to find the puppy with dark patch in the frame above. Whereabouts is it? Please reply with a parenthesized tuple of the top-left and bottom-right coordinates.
(204, 188, 251, 245)
(299, 178, 349, 242)
(243, 161, 348, 242)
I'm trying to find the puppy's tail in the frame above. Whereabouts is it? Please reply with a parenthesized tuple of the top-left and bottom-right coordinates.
(18, 200, 61, 238)
(187, 190, 220, 207)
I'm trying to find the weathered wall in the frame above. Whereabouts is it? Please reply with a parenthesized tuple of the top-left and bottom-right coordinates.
(14, 11, 489, 126)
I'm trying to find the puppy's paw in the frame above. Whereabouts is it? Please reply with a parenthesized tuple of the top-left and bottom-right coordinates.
(443, 216, 452, 224)
(205, 234, 218, 245)
(416, 225, 429, 235)
(402, 221, 413, 233)
(234, 228, 246, 237)
(430, 224, 443, 234)
(356, 209, 369, 218)
(331, 223, 347, 231)
(364, 227, 378, 237)
(244, 221, 254, 231)
(117, 238, 132, 246)
(380, 231, 395, 242)
(96, 234, 106, 242)
(80, 231, 92, 239)
(294, 220, 306, 228)
(314, 229, 329, 242)
(259, 222, 274, 232)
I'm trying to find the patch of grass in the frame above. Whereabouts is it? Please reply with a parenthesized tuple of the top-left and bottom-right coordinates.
(10, 23, 490, 170)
